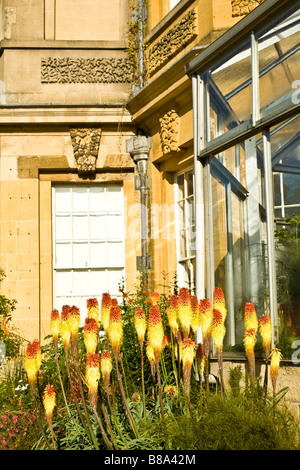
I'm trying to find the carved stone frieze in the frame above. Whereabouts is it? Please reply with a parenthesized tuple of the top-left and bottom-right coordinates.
(41, 57, 134, 84)
(70, 128, 102, 178)
(159, 109, 180, 154)
(147, 9, 197, 77)
(231, 0, 264, 17)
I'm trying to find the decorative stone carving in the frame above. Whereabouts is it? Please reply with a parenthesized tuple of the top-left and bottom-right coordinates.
(231, 0, 264, 17)
(147, 9, 197, 77)
(41, 57, 134, 84)
(70, 128, 102, 178)
(159, 109, 180, 154)
(3, 7, 16, 39)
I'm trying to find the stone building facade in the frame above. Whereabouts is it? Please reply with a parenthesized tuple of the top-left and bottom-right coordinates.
(0, 0, 299, 415)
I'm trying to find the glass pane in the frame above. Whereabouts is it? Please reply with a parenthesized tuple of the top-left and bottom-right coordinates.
(107, 186, 123, 212)
(72, 187, 88, 212)
(55, 187, 72, 213)
(54, 270, 72, 296)
(55, 242, 72, 268)
(73, 215, 89, 240)
(271, 116, 300, 218)
(73, 242, 89, 267)
(179, 229, 186, 259)
(207, 40, 252, 142)
(187, 171, 194, 197)
(211, 175, 227, 289)
(90, 241, 106, 266)
(186, 197, 195, 226)
(88, 269, 108, 296)
(177, 174, 184, 200)
(55, 215, 72, 240)
(89, 186, 105, 212)
(259, 11, 300, 117)
(73, 270, 91, 296)
(90, 214, 106, 239)
(187, 226, 196, 256)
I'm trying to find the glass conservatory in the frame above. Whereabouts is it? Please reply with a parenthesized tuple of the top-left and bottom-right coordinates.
(186, 0, 300, 352)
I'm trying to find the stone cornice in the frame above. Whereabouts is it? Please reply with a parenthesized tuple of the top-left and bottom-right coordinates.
(0, 39, 128, 50)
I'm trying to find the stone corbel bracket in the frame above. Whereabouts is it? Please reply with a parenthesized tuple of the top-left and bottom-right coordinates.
(70, 127, 102, 179)
(159, 109, 181, 155)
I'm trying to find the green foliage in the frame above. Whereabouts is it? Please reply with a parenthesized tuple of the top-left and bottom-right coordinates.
(0, 269, 25, 360)
(1, 272, 299, 450)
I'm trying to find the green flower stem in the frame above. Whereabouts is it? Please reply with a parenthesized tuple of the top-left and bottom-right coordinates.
(140, 343, 146, 419)
(156, 362, 169, 449)
(64, 347, 98, 449)
(114, 350, 138, 439)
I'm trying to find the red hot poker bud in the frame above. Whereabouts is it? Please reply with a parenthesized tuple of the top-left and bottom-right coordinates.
(108, 305, 123, 354)
(213, 287, 227, 322)
(101, 293, 112, 335)
(244, 303, 258, 333)
(178, 288, 192, 338)
(148, 304, 164, 363)
(87, 298, 100, 330)
(50, 309, 60, 345)
(149, 292, 160, 305)
(84, 317, 98, 354)
(134, 307, 146, 346)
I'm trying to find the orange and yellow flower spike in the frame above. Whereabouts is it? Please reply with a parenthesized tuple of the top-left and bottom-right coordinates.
(43, 384, 56, 424)
(50, 309, 60, 352)
(149, 292, 160, 305)
(100, 350, 113, 390)
(166, 295, 179, 337)
(87, 298, 100, 330)
(60, 305, 71, 352)
(259, 314, 272, 360)
(68, 305, 81, 339)
(146, 340, 156, 366)
(211, 309, 226, 351)
(147, 304, 164, 363)
(178, 287, 192, 339)
(84, 317, 98, 354)
(190, 295, 200, 335)
(270, 348, 282, 392)
(32, 339, 42, 373)
(199, 298, 213, 343)
(134, 307, 147, 347)
(244, 303, 258, 333)
(24, 342, 39, 390)
(243, 328, 257, 378)
(86, 353, 100, 409)
(181, 338, 196, 398)
(101, 293, 112, 336)
(213, 287, 227, 322)
(68, 306, 81, 360)
(107, 304, 123, 354)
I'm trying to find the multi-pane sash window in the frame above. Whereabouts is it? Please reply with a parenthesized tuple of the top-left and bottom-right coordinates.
(52, 185, 125, 319)
(175, 169, 196, 291)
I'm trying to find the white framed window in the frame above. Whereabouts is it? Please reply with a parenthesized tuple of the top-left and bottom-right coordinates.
(174, 168, 195, 291)
(52, 184, 125, 320)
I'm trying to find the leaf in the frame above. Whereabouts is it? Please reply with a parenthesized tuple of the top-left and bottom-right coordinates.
(274, 386, 290, 404)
